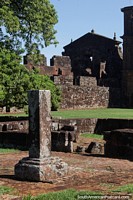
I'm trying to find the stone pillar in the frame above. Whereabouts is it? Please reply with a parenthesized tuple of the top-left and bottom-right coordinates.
(28, 90, 51, 158)
(14, 90, 68, 182)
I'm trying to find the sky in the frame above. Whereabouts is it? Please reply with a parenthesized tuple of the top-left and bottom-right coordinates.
(43, 0, 133, 65)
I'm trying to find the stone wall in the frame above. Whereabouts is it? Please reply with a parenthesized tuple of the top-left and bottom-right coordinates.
(52, 75, 73, 85)
(23, 53, 123, 110)
(53, 76, 122, 109)
(1, 117, 133, 135)
(53, 118, 133, 135)
(79, 76, 97, 87)
(0, 116, 28, 132)
(60, 85, 109, 109)
(50, 56, 71, 68)
(104, 129, 133, 160)
(1, 116, 133, 148)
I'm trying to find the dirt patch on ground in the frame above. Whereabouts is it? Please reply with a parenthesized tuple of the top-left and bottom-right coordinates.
(0, 137, 133, 199)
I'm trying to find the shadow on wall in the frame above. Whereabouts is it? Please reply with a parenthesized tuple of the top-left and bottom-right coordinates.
(108, 87, 123, 108)
(94, 118, 133, 134)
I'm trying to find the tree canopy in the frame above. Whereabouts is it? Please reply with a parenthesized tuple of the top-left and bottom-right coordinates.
(0, 0, 58, 52)
(0, 45, 61, 111)
(0, 30, 61, 111)
(0, 0, 61, 111)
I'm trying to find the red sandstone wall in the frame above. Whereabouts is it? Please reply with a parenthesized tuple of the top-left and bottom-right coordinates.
(59, 85, 109, 109)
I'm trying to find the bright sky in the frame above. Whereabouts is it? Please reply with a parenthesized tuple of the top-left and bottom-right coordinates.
(43, 0, 132, 65)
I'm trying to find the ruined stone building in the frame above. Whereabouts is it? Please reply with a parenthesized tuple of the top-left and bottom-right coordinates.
(24, 6, 133, 109)
(63, 31, 123, 88)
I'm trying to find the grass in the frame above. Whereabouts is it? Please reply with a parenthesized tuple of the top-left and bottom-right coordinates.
(1, 108, 133, 119)
(0, 148, 20, 154)
(112, 184, 133, 194)
(0, 113, 27, 117)
(0, 185, 14, 195)
(52, 108, 133, 119)
(81, 133, 103, 140)
(23, 189, 102, 200)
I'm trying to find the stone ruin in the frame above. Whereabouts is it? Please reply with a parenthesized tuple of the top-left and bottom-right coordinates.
(104, 129, 133, 161)
(24, 54, 121, 109)
(21, 6, 133, 110)
(1, 6, 133, 161)
(15, 90, 68, 182)
(0, 6, 133, 112)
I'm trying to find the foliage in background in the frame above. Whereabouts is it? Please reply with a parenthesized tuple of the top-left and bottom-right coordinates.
(0, 39, 60, 111)
(0, 50, 60, 111)
(0, 0, 60, 111)
(0, 0, 58, 52)
(28, 71, 61, 110)
(0, 34, 30, 111)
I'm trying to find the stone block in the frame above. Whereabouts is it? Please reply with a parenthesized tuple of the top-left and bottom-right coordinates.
(15, 157, 68, 183)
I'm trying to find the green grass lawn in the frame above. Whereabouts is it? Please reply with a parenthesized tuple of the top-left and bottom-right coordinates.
(81, 133, 103, 140)
(0, 148, 20, 154)
(23, 189, 102, 200)
(1, 108, 133, 119)
(52, 108, 133, 119)
(112, 184, 133, 194)
(0, 185, 15, 195)
(0, 113, 27, 117)
(23, 184, 133, 200)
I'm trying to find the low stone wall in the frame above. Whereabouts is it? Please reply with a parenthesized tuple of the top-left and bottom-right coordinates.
(60, 85, 122, 109)
(0, 116, 28, 132)
(52, 118, 133, 135)
(104, 129, 133, 160)
(1, 116, 133, 149)
(0, 131, 29, 149)
(1, 117, 133, 134)
(0, 116, 29, 149)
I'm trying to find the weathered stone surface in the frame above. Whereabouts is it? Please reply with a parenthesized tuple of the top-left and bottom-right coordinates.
(76, 142, 104, 154)
(28, 90, 51, 158)
(53, 75, 73, 86)
(15, 90, 68, 182)
(60, 85, 110, 109)
(15, 157, 68, 182)
(85, 142, 104, 154)
(104, 129, 133, 160)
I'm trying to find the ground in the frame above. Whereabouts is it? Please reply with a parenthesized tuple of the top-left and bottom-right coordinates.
(0, 137, 133, 199)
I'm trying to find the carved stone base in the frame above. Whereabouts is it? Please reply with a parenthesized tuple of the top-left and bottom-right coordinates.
(14, 157, 68, 183)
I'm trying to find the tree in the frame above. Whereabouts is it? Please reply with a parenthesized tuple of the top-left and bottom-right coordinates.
(0, 46, 30, 111)
(0, 0, 60, 111)
(0, 34, 60, 111)
(0, 0, 58, 52)
(28, 71, 61, 110)
(0, 47, 60, 111)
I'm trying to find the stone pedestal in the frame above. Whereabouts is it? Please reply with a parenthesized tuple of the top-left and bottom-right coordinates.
(15, 157, 68, 182)
(15, 90, 68, 182)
